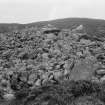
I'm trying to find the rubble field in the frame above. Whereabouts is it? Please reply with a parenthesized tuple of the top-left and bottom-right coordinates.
(0, 24, 105, 105)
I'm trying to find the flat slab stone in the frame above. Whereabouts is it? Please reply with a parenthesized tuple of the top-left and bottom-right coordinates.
(96, 68, 105, 75)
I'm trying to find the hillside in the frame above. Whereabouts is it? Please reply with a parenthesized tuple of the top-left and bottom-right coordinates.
(0, 23, 25, 33)
(0, 18, 105, 38)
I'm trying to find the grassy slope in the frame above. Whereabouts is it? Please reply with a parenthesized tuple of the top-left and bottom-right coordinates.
(0, 23, 24, 33)
(0, 18, 105, 38)
(27, 18, 105, 37)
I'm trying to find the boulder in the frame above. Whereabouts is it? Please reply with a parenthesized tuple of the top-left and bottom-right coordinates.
(95, 68, 105, 75)
(3, 93, 15, 101)
(46, 33, 56, 39)
(100, 75, 105, 82)
(53, 70, 63, 80)
(72, 25, 85, 33)
(42, 53, 49, 59)
(42, 24, 60, 35)
(28, 73, 37, 85)
(75, 25, 84, 31)
(69, 60, 94, 81)
(35, 79, 41, 86)
(80, 39, 91, 45)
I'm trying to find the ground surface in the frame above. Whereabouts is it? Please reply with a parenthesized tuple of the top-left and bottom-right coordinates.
(0, 18, 105, 105)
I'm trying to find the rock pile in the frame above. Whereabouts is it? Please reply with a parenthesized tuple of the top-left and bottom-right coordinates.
(0, 24, 105, 100)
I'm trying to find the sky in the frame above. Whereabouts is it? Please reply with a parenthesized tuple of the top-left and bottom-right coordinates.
(0, 0, 105, 23)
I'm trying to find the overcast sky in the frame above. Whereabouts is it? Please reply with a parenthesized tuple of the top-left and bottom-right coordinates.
(0, 0, 105, 23)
